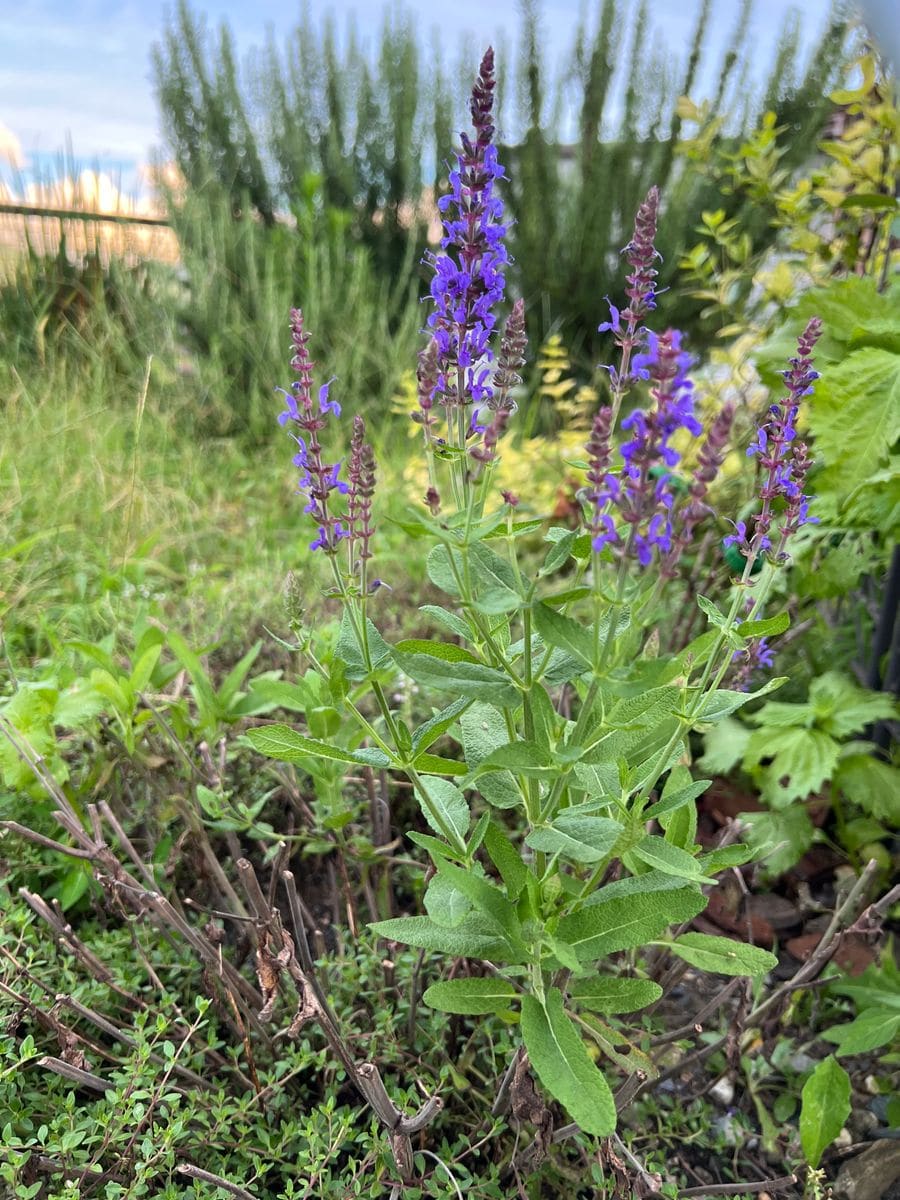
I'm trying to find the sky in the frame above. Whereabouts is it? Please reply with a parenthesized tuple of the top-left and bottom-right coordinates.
(0, 0, 890, 205)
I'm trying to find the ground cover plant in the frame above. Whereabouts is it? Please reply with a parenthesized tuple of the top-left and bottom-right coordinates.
(1, 21, 899, 1200)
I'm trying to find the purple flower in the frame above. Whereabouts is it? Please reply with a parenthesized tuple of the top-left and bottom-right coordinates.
(277, 309, 351, 555)
(738, 317, 823, 563)
(590, 329, 702, 565)
(425, 48, 508, 413)
(596, 187, 663, 407)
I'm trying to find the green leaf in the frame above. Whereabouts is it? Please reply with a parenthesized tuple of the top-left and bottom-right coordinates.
(631, 836, 712, 882)
(483, 822, 528, 900)
(800, 1056, 851, 1168)
(237, 678, 310, 714)
(667, 933, 777, 976)
(415, 754, 468, 776)
(808, 672, 897, 739)
(525, 815, 623, 864)
(696, 715, 753, 772)
(218, 641, 262, 707)
(423, 978, 518, 1015)
(558, 889, 706, 961)
(130, 643, 163, 694)
(411, 698, 471, 753)
(52, 684, 106, 729)
(697, 676, 787, 722)
(424, 874, 471, 928)
(469, 741, 555, 780)
(835, 755, 900, 823)
(460, 703, 523, 809)
(431, 854, 523, 947)
(521, 989, 616, 1136)
(395, 639, 479, 664)
(539, 530, 579, 576)
(571, 977, 663, 1015)
(245, 724, 390, 768)
(532, 603, 594, 669)
(737, 612, 790, 638)
(583, 872, 697, 905)
(370, 915, 511, 959)
(392, 650, 520, 707)
(697, 594, 729, 628)
(822, 1009, 900, 1056)
(167, 630, 217, 719)
(416, 777, 470, 849)
(812, 348, 900, 493)
(645, 779, 711, 821)
(745, 727, 840, 804)
(426, 544, 464, 597)
(743, 807, 815, 875)
(419, 604, 471, 640)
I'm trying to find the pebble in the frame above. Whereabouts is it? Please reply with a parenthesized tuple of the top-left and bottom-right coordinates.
(710, 1077, 735, 1107)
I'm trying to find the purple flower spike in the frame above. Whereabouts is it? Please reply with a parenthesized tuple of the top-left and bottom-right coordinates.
(587, 328, 703, 567)
(277, 309, 350, 555)
(740, 317, 823, 564)
(425, 47, 509, 413)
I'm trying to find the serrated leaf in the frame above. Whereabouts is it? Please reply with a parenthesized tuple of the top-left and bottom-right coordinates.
(571, 977, 663, 1015)
(746, 727, 840, 804)
(800, 1056, 851, 1168)
(423, 977, 518, 1015)
(667, 933, 777, 976)
(521, 989, 616, 1136)
(743, 807, 815, 875)
(558, 889, 706, 961)
(835, 755, 900, 823)
(526, 815, 623, 864)
(812, 348, 900, 493)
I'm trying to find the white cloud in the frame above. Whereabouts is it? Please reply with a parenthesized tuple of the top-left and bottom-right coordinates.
(0, 120, 24, 168)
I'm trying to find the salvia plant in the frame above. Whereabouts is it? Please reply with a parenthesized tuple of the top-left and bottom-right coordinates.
(248, 49, 824, 1142)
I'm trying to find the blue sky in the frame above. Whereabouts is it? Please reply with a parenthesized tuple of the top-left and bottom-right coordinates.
(0, 0, 886, 200)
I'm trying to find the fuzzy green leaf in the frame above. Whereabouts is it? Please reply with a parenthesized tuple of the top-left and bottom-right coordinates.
(570, 977, 663, 1015)
(392, 650, 520, 707)
(667, 933, 777, 976)
(558, 889, 706, 961)
(369, 915, 510, 959)
(521, 989, 616, 1136)
(423, 978, 518, 1015)
(526, 815, 623, 864)
(245, 724, 390, 768)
